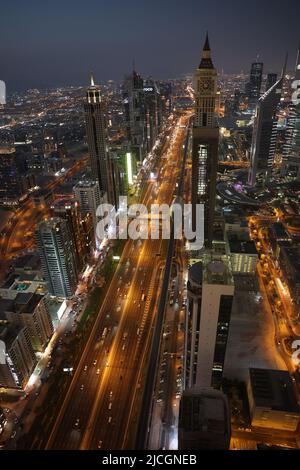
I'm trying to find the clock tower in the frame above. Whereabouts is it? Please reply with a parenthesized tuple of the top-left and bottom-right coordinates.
(191, 33, 219, 248)
(194, 33, 218, 128)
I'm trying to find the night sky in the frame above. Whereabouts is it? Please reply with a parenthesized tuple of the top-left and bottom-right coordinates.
(1, 0, 300, 91)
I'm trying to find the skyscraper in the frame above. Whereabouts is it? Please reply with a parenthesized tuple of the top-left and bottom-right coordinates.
(51, 199, 86, 270)
(143, 77, 162, 153)
(36, 218, 78, 298)
(247, 61, 263, 110)
(184, 258, 234, 389)
(84, 76, 116, 206)
(0, 143, 33, 205)
(74, 179, 104, 226)
(192, 34, 219, 248)
(123, 69, 147, 163)
(281, 46, 300, 179)
(266, 73, 278, 92)
(248, 72, 284, 186)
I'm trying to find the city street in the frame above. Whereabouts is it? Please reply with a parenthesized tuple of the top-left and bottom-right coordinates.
(45, 113, 190, 450)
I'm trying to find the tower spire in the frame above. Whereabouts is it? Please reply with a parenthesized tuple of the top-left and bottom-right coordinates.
(203, 31, 210, 51)
(90, 73, 95, 87)
(199, 32, 214, 69)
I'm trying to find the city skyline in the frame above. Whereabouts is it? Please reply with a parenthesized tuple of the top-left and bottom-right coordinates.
(1, 0, 300, 91)
(2, 3, 300, 456)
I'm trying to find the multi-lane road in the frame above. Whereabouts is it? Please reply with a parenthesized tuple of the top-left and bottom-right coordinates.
(45, 113, 190, 450)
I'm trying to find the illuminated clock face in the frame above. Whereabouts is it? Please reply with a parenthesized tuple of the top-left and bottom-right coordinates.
(199, 79, 213, 93)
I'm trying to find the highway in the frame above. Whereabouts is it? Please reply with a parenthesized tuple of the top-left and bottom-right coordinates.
(139, 121, 191, 450)
(45, 113, 191, 450)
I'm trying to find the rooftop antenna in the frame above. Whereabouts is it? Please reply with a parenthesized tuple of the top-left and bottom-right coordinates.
(281, 52, 288, 78)
(90, 72, 95, 87)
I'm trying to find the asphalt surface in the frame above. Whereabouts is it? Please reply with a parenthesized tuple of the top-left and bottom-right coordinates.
(45, 114, 189, 450)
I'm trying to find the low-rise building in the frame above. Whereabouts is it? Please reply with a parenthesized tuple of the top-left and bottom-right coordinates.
(0, 325, 36, 389)
(178, 388, 231, 450)
(247, 368, 300, 432)
(3, 293, 53, 352)
(0, 272, 46, 300)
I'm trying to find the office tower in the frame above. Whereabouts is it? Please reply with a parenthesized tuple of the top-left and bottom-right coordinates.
(159, 81, 172, 115)
(0, 144, 25, 204)
(0, 325, 36, 389)
(191, 33, 219, 248)
(3, 293, 53, 352)
(248, 73, 284, 186)
(36, 218, 78, 298)
(184, 257, 234, 389)
(84, 75, 116, 206)
(247, 61, 263, 110)
(233, 89, 241, 113)
(281, 46, 300, 179)
(266, 73, 278, 91)
(178, 388, 231, 450)
(74, 180, 104, 230)
(123, 69, 147, 162)
(51, 199, 86, 270)
(144, 78, 162, 153)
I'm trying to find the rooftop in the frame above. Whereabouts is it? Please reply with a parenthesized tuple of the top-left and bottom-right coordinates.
(249, 368, 300, 413)
(74, 180, 99, 189)
(228, 236, 257, 255)
(179, 387, 230, 448)
(0, 325, 24, 350)
(13, 253, 41, 271)
(0, 293, 44, 317)
(270, 222, 290, 240)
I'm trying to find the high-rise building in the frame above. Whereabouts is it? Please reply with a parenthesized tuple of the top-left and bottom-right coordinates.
(191, 34, 219, 248)
(51, 199, 87, 270)
(281, 47, 300, 179)
(178, 388, 231, 450)
(233, 89, 241, 114)
(123, 69, 147, 162)
(0, 144, 30, 205)
(266, 73, 278, 92)
(36, 218, 78, 298)
(0, 325, 36, 389)
(123, 70, 163, 163)
(247, 61, 263, 110)
(3, 293, 54, 353)
(73, 179, 105, 231)
(248, 72, 284, 186)
(184, 257, 234, 389)
(144, 78, 162, 153)
(84, 76, 116, 206)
